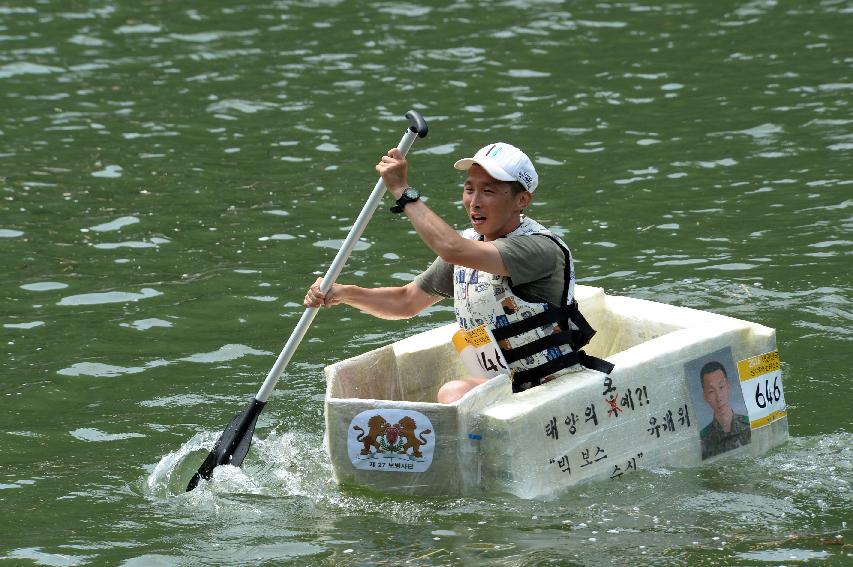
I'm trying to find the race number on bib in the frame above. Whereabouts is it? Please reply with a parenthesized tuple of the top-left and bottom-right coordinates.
(452, 324, 510, 379)
(737, 350, 787, 429)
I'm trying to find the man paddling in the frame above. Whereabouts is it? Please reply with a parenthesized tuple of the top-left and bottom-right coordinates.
(304, 142, 611, 402)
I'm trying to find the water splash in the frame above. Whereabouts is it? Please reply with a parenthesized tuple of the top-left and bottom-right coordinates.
(144, 427, 333, 502)
(146, 431, 219, 499)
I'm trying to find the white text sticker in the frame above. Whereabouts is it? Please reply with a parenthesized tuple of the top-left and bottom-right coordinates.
(347, 409, 435, 473)
(737, 351, 787, 429)
(452, 324, 510, 379)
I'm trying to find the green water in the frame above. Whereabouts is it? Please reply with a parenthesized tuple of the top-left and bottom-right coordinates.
(1, 0, 850, 565)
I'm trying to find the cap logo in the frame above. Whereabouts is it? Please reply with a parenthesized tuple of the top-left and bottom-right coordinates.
(486, 145, 503, 158)
(518, 170, 533, 189)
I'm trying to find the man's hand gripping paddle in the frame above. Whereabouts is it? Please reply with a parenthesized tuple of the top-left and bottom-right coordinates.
(186, 111, 429, 491)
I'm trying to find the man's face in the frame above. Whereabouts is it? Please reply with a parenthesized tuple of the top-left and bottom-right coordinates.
(702, 369, 731, 415)
(461, 164, 530, 241)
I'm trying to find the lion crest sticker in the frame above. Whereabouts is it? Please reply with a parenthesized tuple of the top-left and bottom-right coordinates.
(347, 409, 435, 472)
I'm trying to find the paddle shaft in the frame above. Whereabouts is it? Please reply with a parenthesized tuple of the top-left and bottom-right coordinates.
(185, 112, 427, 491)
(254, 127, 420, 403)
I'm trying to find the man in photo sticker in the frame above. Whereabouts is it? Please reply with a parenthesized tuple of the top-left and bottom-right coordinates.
(699, 361, 752, 459)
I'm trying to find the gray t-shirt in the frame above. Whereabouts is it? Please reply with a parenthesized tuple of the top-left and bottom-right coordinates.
(414, 233, 568, 306)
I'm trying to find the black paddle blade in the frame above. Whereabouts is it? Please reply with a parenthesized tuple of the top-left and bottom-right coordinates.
(186, 398, 266, 492)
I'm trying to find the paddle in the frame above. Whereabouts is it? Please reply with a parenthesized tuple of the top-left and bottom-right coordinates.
(186, 111, 428, 491)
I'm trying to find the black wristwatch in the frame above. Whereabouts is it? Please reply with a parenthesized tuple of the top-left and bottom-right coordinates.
(390, 186, 420, 214)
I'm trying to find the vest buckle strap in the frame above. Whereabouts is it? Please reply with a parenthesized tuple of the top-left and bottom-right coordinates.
(566, 301, 596, 349)
(510, 350, 615, 392)
(490, 305, 572, 341)
(511, 351, 582, 389)
(578, 351, 615, 375)
(500, 330, 575, 363)
(490, 300, 596, 352)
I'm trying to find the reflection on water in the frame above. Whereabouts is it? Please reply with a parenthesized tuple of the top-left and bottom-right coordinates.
(57, 288, 163, 306)
(1, 0, 850, 565)
(71, 428, 146, 442)
(20, 282, 69, 291)
(119, 318, 173, 330)
(56, 343, 270, 377)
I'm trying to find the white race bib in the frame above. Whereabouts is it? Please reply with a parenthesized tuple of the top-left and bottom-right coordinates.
(452, 324, 510, 379)
(737, 350, 787, 429)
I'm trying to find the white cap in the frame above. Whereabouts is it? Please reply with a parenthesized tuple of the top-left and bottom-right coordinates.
(453, 142, 539, 193)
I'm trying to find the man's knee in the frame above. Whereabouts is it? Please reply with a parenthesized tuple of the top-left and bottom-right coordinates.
(437, 378, 486, 404)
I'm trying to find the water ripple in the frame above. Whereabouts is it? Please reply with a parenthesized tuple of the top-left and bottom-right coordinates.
(70, 428, 146, 442)
(86, 216, 138, 232)
(177, 344, 271, 364)
(20, 282, 68, 291)
(57, 288, 162, 306)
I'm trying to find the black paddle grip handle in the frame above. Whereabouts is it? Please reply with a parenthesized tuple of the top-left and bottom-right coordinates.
(405, 110, 429, 138)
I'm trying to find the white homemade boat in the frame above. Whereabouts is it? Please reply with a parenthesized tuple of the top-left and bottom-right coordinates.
(324, 285, 789, 499)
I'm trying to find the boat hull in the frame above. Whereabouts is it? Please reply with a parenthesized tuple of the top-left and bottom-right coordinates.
(324, 285, 789, 499)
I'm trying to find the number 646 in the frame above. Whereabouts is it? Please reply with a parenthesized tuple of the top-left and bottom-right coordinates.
(755, 375, 782, 409)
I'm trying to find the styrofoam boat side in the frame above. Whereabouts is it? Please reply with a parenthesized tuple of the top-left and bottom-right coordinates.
(324, 285, 789, 498)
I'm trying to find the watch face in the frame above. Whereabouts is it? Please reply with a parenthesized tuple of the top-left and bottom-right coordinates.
(404, 187, 419, 199)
